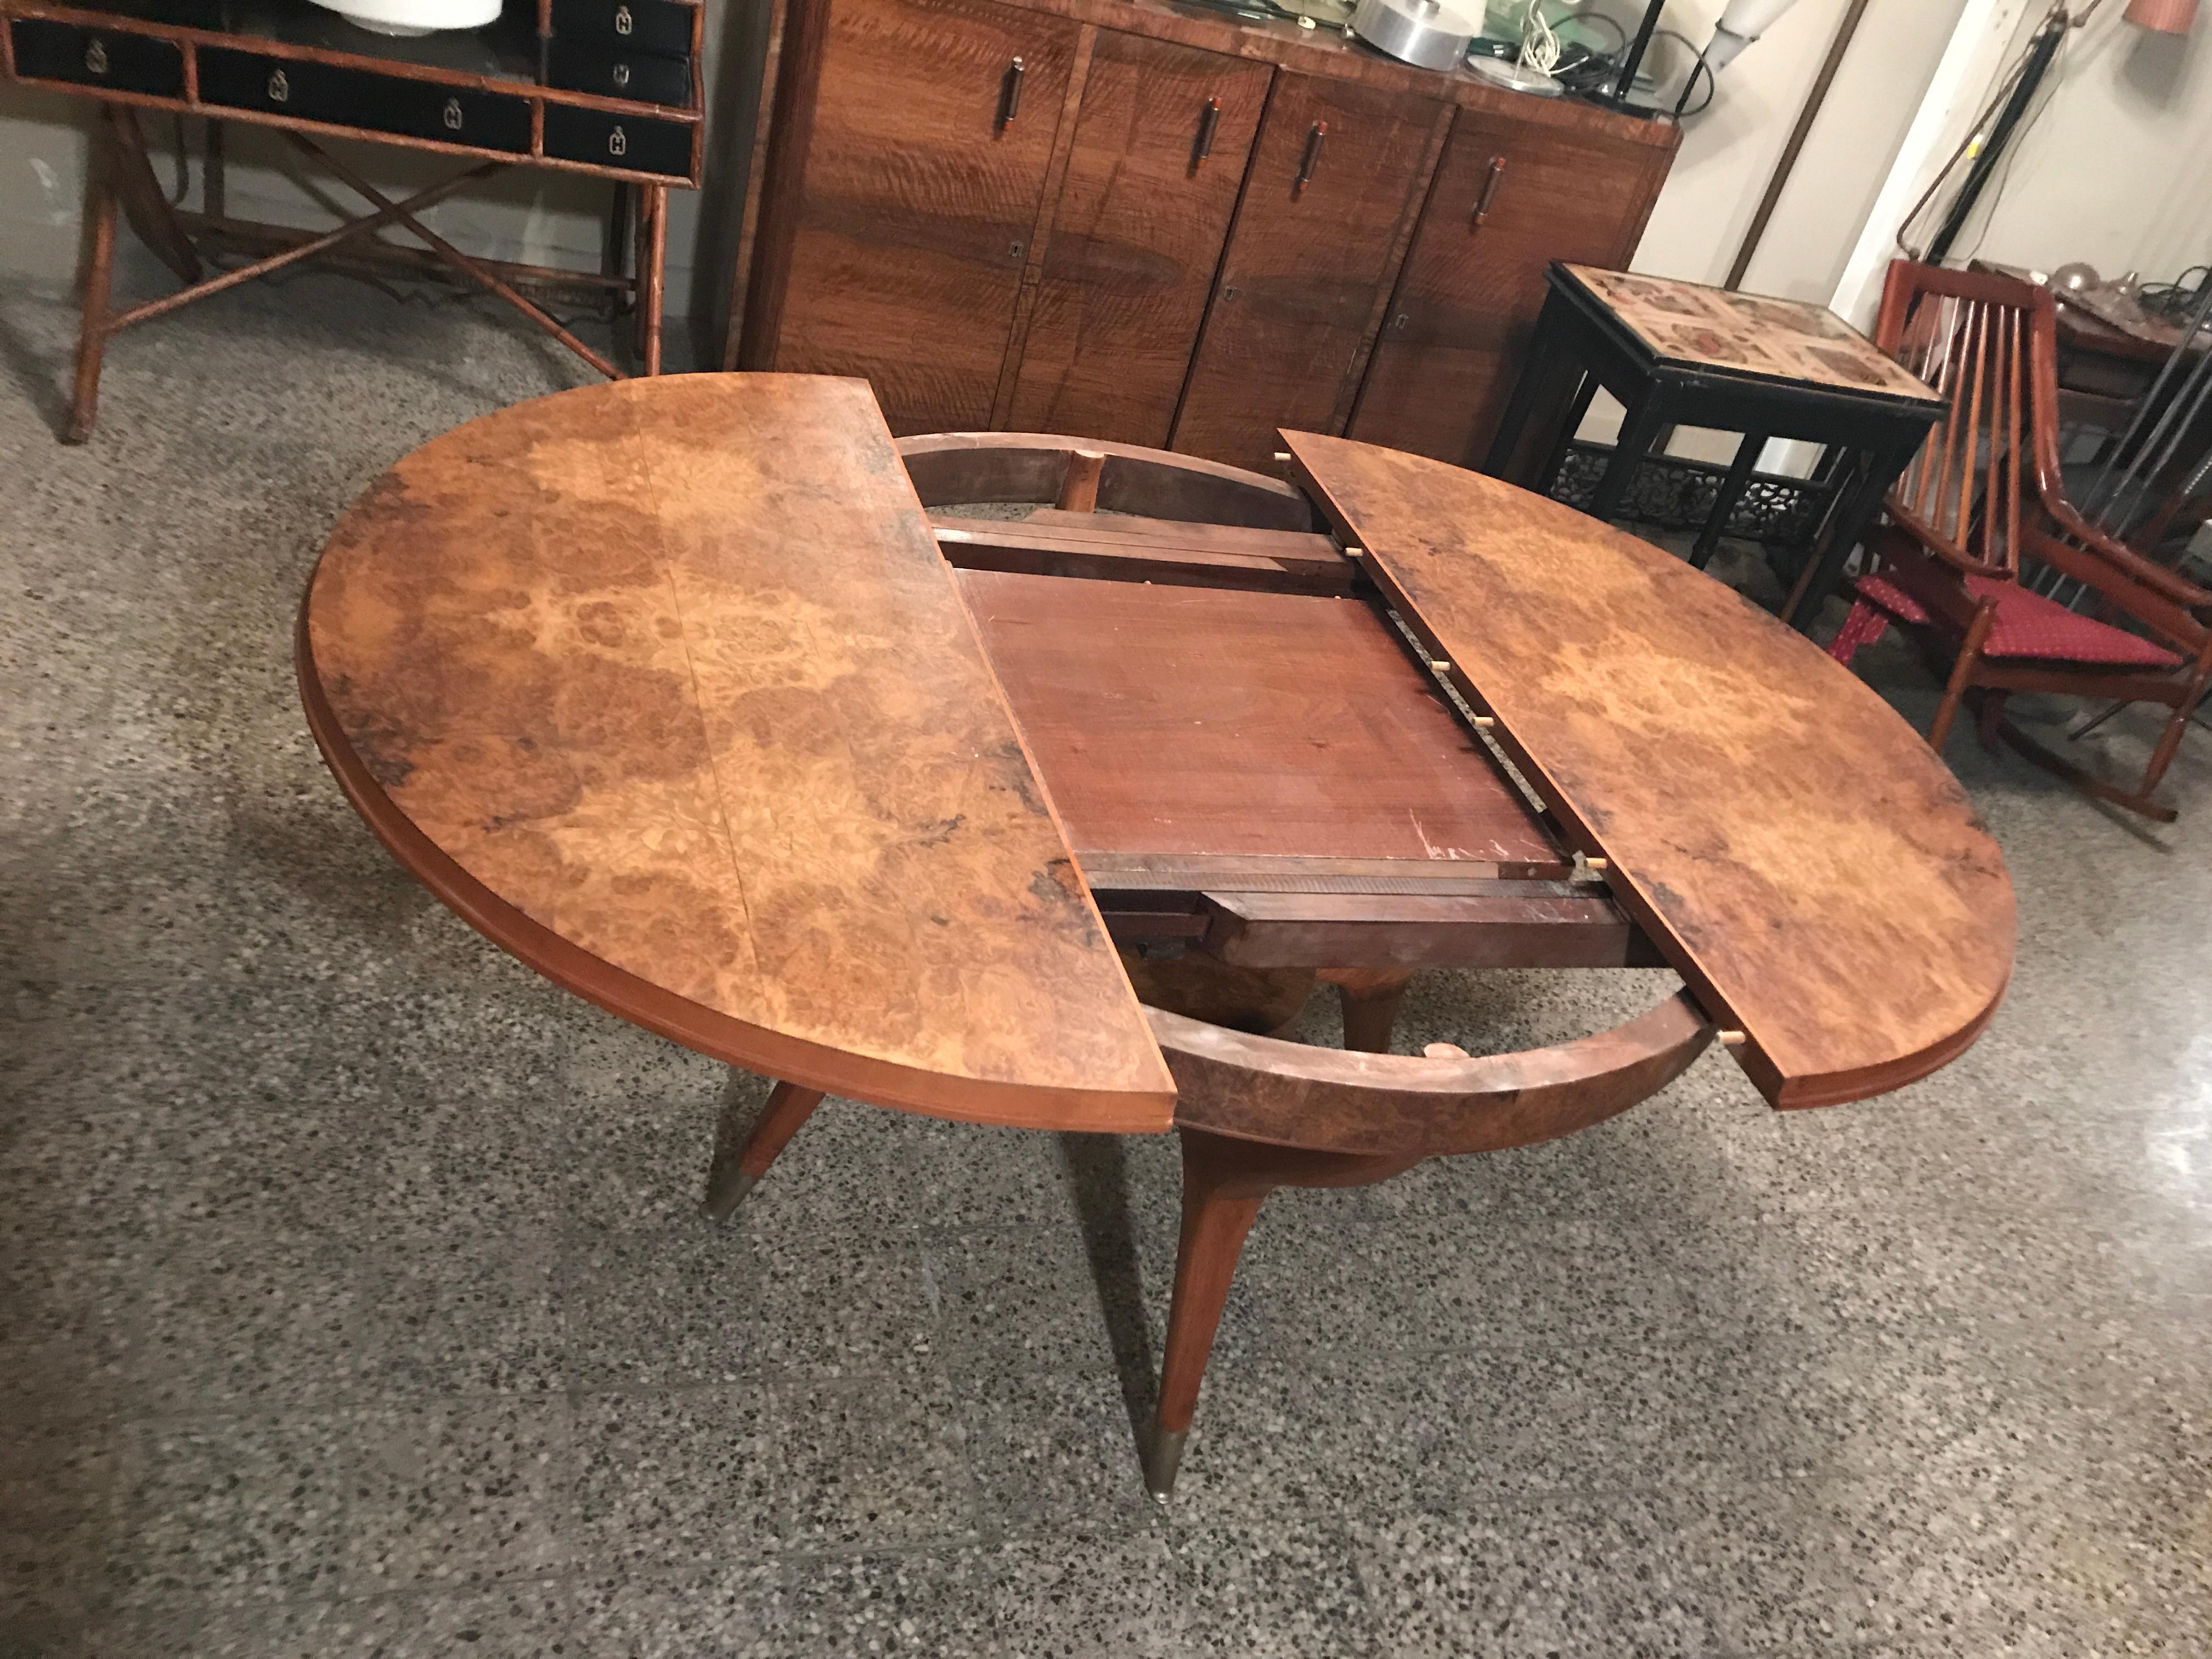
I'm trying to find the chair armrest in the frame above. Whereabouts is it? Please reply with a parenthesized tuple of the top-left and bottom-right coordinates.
(1865, 527, 1988, 633)
(2041, 496, 2212, 612)
(2023, 523, 2210, 654)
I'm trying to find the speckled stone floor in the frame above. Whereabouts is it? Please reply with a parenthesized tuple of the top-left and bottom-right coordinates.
(3, 273, 2209, 1659)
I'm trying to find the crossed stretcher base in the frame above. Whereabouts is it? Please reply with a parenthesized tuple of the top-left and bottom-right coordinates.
(65, 105, 663, 443)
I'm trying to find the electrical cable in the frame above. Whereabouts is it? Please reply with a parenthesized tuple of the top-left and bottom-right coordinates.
(1654, 28, 1716, 117)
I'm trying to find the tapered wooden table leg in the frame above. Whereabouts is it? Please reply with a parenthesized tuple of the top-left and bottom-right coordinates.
(1148, 1129, 1422, 1500)
(1322, 968, 1413, 1054)
(701, 1077, 826, 1221)
(1149, 1131, 1268, 1502)
(66, 132, 121, 445)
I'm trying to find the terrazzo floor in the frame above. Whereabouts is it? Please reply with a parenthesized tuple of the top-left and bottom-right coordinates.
(2, 272, 2209, 1658)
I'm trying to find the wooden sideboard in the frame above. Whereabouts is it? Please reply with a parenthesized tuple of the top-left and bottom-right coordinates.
(708, 0, 1677, 470)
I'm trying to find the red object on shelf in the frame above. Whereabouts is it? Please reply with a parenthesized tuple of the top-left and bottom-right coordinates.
(2125, 0, 2199, 33)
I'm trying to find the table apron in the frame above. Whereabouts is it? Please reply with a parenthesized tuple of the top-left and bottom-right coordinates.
(1181, 890, 1662, 970)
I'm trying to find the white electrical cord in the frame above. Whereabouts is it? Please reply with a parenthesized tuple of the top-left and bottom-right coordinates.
(1518, 2, 1562, 74)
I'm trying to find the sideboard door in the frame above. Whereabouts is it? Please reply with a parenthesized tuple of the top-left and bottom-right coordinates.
(1006, 32, 1270, 447)
(1348, 108, 1672, 466)
(762, 0, 1080, 433)
(1169, 74, 1448, 472)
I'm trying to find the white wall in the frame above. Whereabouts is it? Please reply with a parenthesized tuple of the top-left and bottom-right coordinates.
(1613, 0, 1855, 286)
(0, 0, 742, 317)
(1965, 5, 2212, 284)
(1608, 0, 1968, 298)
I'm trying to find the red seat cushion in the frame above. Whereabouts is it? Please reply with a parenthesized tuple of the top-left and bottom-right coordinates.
(1851, 573, 1929, 626)
(1849, 572, 2181, 669)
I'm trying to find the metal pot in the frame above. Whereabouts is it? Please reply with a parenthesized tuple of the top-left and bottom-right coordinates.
(1349, 0, 1484, 71)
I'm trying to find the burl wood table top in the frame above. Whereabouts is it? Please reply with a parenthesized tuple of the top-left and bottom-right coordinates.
(1563, 264, 1940, 404)
(1285, 431, 2015, 1109)
(298, 375, 1175, 1132)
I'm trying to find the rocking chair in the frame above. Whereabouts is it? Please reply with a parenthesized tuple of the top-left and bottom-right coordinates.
(1829, 262, 2212, 822)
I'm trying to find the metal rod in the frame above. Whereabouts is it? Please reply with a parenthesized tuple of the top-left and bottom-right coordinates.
(1927, 10, 2066, 265)
(1613, 0, 1666, 107)
(2080, 278, 2212, 532)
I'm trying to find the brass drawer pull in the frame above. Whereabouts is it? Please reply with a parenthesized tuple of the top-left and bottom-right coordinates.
(84, 37, 109, 74)
(614, 4, 633, 34)
(608, 123, 628, 157)
(443, 97, 464, 131)
(267, 68, 290, 103)
(1193, 96, 1221, 166)
(998, 56, 1025, 129)
(1473, 155, 1507, 225)
(1295, 120, 1327, 193)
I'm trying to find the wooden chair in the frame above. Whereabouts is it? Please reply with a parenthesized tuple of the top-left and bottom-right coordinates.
(1138, 993, 1714, 1501)
(1827, 261, 2212, 822)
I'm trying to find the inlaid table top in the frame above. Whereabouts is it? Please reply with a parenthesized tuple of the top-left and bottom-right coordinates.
(1562, 264, 1941, 404)
(298, 374, 1175, 1132)
(1286, 431, 2016, 1108)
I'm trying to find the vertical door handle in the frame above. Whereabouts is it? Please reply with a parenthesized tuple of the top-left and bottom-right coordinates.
(1472, 156, 1508, 226)
(998, 57, 1026, 129)
(1295, 120, 1327, 193)
(1193, 97, 1221, 167)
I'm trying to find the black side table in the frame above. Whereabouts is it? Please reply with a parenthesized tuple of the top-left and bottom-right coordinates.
(1484, 263, 1944, 633)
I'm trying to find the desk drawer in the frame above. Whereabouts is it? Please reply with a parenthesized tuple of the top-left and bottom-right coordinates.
(549, 0, 693, 57)
(198, 48, 532, 154)
(543, 101, 691, 176)
(545, 40, 690, 106)
(9, 18, 183, 97)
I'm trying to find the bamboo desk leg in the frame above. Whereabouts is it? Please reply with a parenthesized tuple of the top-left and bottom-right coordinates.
(67, 121, 121, 445)
(639, 184, 668, 377)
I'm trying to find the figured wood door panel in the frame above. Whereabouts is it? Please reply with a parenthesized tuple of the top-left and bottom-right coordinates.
(1170, 73, 1449, 472)
(1349, 109, 1671, 465)
(1006, 32, 1271, 447)
(768, 0, 1080, 433)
